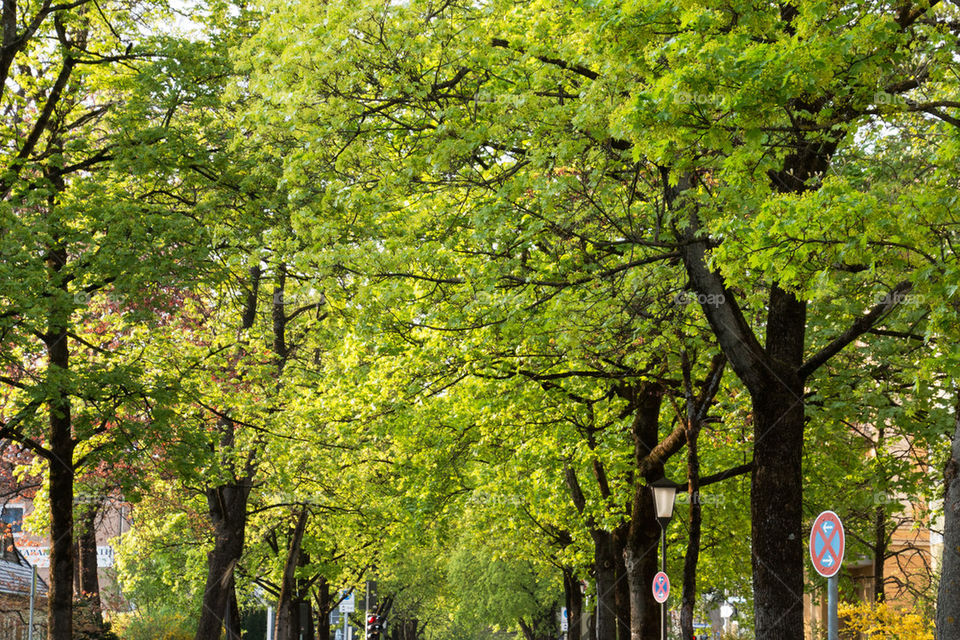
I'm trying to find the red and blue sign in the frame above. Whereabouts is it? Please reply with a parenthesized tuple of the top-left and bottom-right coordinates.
(652, 571, 670, 603)
(810, 510, 845, 578)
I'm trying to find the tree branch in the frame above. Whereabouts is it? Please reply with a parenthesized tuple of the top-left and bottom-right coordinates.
(798, 280, 912, 379)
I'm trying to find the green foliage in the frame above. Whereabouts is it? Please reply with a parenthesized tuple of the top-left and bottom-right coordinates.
(110, 608, 196, 640)
(16, 0, 960, 635)
(114, 487, 209, 615)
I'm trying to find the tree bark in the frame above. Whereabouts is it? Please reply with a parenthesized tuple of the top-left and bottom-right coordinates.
(563, 568, 583, 640)
(623, 495, 660, 640)
(567, 465, 622, 640)
(196, 264, 262, 640)
(48, 406, 75, 640)
(679, 384, 702, 640)
(624, 385, 664, 640)
(593, 529, 620, 640)
(613, 526, 631, 640)
(680, 212, 808, 640)
(46, 239, 74, 640)
(277, 508, 310, 640)
(936, 391, 960, 639)
(77, 501, 103, 626)
(872, 426, 887, 603)
(749, 286, 807, 640)
(194, 447, 253, 640)
(315, 576, 332, 640)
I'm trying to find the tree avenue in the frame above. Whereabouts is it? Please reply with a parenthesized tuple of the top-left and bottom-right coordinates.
(2, 0, 960, 639)
(239, 0, 959, 638)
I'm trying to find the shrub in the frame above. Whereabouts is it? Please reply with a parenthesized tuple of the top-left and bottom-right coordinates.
(109, 607, 196, 640)
(838, 601, 933, 640)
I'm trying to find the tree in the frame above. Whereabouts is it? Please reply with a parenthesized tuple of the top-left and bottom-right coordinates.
(0, 0, 221, 635)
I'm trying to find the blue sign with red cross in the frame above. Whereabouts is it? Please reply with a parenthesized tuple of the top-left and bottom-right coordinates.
(810, 510, 845, 578)
(652, 571, 670, 603)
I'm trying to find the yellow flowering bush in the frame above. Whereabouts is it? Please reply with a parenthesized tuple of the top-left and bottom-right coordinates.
(838, 601, 933, 640)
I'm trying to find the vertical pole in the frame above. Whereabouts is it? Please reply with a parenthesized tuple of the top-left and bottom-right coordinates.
(827, 576, 838, 640)
(267, 607, 275, 640)
(365, 582, 371, 640)
(344, 602, 350, 640)
(28, 564, 36, 640)
(660, 526, 667, 640)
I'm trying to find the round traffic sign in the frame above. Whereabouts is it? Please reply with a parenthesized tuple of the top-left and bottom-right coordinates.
(652, 571, 670, 603)
(809, 510, 845, 577)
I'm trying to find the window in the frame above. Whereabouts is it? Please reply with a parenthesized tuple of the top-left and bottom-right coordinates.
(1, 505, 24, 534)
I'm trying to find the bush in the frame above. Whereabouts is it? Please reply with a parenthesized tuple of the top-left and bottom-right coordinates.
(74, 595, 121, 640)
(109, 607, 196, 640)
(838, 601, 933, 640)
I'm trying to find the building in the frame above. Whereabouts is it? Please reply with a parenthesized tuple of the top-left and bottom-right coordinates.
(0, 535, 47, 640)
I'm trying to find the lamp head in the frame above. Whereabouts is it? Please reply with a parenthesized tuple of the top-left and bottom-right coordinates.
(650, 476, 678, 527)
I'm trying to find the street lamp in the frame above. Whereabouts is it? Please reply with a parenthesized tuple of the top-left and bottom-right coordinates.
(650, 477, 678, 640)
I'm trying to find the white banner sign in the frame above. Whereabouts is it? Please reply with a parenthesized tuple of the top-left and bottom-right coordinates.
(22, 545, 114, 568)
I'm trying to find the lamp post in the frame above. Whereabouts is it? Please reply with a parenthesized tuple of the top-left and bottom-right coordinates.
(651, 477, 677, 640)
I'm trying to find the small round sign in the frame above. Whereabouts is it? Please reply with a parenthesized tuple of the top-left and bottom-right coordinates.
(652, 571, 670, 603)
(810, 510, 845, 578)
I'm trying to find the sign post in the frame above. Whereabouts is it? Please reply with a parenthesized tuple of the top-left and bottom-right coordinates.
(652, 570, 670, 639)
(810, 511, 845, 640)
(341, 591, 356, 640)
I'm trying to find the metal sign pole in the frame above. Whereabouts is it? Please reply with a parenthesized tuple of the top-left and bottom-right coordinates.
(810, 511, 844, 640)
(364, 581, 372, 640)
(660, 526, 667, 640)
(28, 564, 36, 640)
(827, 575, 838, 640)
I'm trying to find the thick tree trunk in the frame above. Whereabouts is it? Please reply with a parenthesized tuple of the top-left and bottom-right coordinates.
(196, 266, 261, 640)
(593, 530, 620, 640)
(315, 577, 332, 640)
(277, 509, 310, 640)
(195, 475, 252, 640)
(750, 286, 806, 640)
(563, 568, 583, 640)
(872, 427, 887, 602)
(297, 551, 316, 640)
(46, 268, 74, 640)
(936, 393, 960, 639)
(872, 504, 886, 602)
(623, 495, 660, 640)
(613, 529, 630, 640)
(679, 407, 702, 640)
(49, 416, 75, 640)
(77, 502, 103, 626)
(624, 383, 664, 640)
(565, 467, 617, 640)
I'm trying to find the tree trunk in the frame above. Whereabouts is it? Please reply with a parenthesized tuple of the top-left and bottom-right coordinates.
(872, 426, 887, 603)
(45, 245, 74, 640)
(315, 577, 332, 640)
(586, 590, 597, 640)
(77, 502, 103, 626)
(623, 495, 660, 640)
(613, 529, 630, 640)
(872, 503, 886, 602)
(936, 392, 960, 639)
(593, 530, 620, 640)
(679, 403, 702, 640)
(195, 473, 253, 640)
(277, 508, 310, 640)
(563, 568, 583, 640)
(565, 467, 617, 640)
(624, 383, 664, 640)
(750, 286, 806, 640)
(48, 412, 75, 640)
(196, 266, 261, 640)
